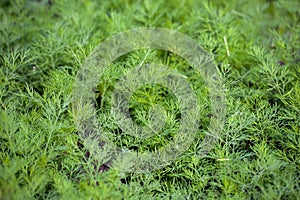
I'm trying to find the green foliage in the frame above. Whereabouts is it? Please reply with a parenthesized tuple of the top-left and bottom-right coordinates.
(0, 0, 299, 199)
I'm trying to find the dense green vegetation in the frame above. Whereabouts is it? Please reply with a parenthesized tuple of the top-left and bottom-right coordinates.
(0, 0, 299, 199)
